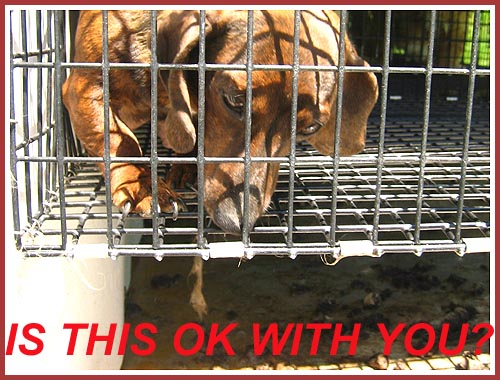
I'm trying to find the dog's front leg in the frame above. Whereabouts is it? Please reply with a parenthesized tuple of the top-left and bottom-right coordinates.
(165, 150, 198, 192)
(188, 256, 208, 320)
(63, 73, 180, 216)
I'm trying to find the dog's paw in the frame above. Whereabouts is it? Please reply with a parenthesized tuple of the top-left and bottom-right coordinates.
(112, 174, 185, 219)
(190, 290, 208, 320)
(166, 164, 198, 190)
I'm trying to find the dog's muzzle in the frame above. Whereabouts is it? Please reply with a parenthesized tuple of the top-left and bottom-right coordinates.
(212, 189, 262, 235)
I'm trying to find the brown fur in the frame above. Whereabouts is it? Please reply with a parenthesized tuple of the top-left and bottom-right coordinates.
(63, 10, 378, 233)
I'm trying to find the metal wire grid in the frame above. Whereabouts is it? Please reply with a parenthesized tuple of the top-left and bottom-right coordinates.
(15, 110, 490, 257)
(349, 10, 491, 69)
(9, 10, 491, 259)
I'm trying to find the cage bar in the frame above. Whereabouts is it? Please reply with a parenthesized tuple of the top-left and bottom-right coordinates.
(287, 10, 302, 248)
(455, 10, 482, 243)
(414, 10, 437, 243)
(197, 10, 207, 249)
(54, 10, 68, 250)
(329, 10, 348, 248)
(372, 10, 392, 244)
(150, 10, 161, 250)
(242, 10, 254, 248)
(101, 10, 114, 250)
(9, 10, 21, 249)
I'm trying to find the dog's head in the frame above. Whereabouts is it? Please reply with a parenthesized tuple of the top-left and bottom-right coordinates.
(159, 10, 378, 234)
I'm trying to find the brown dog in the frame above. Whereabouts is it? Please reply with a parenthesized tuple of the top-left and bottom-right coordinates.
(63, 10, 378, 234)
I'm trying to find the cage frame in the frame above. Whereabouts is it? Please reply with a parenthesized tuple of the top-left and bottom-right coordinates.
(8, 8, 492, 262)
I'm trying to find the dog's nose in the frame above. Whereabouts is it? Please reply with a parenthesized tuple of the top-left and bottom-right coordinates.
(212, 195, 260, 235)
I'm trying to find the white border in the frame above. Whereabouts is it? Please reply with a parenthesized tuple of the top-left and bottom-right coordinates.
(5, 5, 495, 377)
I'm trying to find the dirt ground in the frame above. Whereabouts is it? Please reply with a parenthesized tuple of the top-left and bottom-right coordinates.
(121, 251, 491, 371)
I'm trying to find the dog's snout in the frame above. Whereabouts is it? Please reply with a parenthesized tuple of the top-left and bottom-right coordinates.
(213, 198, 242, 235)
(212, 194, 261, 235)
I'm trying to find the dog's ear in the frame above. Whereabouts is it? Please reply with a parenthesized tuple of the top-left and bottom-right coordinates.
(157, 11, 228, 153)
(306, 40, 379, 157)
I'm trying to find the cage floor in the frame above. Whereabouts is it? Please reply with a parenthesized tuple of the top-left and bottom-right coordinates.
(20, 99, 491, 258)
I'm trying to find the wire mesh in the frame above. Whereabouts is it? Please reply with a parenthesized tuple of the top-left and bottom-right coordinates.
(15, 97, 490, 258)
(9, 10, 491, 260)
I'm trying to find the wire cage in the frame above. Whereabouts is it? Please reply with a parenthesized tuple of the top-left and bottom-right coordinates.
(349, 10, 491, 68)
(9, 9, 491, 261)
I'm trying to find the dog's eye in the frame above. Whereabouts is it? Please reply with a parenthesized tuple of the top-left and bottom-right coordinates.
(299, 122, 324, 136)
(222, 93, 245, 119)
